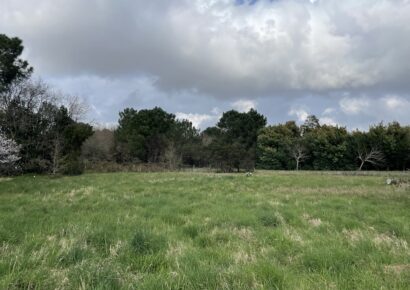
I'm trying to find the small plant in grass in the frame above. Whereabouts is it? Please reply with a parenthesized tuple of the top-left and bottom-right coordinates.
(131, 229, 166, 255)
(259, 212, 283, 227)
(182, 224, 200, 239)
(86, 230, 114, 255)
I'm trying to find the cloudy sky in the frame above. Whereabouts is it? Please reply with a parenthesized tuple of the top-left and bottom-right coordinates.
(2, 0, 410, 130)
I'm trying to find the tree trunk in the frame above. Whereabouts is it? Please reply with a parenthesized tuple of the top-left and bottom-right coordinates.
(358, 161, 364, 171)
(52, 140, 60, 175)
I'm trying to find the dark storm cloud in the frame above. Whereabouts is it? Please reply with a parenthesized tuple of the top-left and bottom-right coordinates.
(1, 0, 410, 128)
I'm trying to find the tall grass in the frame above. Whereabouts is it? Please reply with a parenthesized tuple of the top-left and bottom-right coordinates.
(0, 171, 409, 289)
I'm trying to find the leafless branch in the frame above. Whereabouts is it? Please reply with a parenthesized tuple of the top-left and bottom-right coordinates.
(357, 147, 385, 170)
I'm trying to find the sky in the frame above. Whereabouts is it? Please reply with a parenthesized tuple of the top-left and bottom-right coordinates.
(1, 0, 410, 130)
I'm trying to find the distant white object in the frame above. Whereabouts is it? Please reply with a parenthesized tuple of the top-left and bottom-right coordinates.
(386, 178, 399, 185)
(245, 172, 253, 177)
(0, 133, 20, 165)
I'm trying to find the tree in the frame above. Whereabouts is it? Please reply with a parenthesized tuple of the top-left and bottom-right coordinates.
(257, 121, 300, 170)
(0, 79, 92, 174)
(58, 122, 93, 175)
(115, 107, 176, 163)
(0, 132, 20, 172)
(169, 119, 201, 167)
(301, 115, 320, 135)
(162, 142, 182, 170)
(206, 109, 266, 171)
(291, 144, 308, 171)
(217, 109, 267, 150)
(0, 34, 33, 92)
(357, 148, 385, 171)
(303, 125, 354, 170)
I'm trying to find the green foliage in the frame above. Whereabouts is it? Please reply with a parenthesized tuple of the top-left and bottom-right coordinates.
(257, 115, 410, 171)
(60, 154, 85, 175)
(0, 34, 33, 92)
(115, 107, 201, 167)
(0, 81, 92, 174)
(115, 107, 176, 162)
(368, 122, 410, 170)
(205, 109, 267, 172)
(259, 212, 282, 227)
(304, 124, 355, 170)
(257, 121, 300, 169)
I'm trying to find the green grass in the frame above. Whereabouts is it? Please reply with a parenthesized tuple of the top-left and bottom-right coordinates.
(0, 171, 409, 289)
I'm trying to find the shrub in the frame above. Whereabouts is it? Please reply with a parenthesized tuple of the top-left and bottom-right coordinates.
(131, 229, 165, 255)
(60, 154, 85, 175)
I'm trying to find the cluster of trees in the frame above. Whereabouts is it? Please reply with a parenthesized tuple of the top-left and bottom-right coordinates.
(1, 34, 409, 175)
(0, 34, 92, 175)
(83, 110, 410, 172)
(258, 115, 410, 171)
(82, 108, 267, 172)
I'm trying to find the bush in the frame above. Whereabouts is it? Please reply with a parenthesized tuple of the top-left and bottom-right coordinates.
(60, 154, 85, 175)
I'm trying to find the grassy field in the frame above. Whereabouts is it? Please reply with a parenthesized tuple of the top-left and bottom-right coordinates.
(0, 171, 409, 289)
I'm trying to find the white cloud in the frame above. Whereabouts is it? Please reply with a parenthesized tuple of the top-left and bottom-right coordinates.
(231, 99, 257, 112)
(382, 95, 410, 110)
(319, 117, 338, 126)
(339, 97, 370, 115)
(289, 107, 309, 123)
(331, 94, 410, 130)
(175, 112, 218, 129)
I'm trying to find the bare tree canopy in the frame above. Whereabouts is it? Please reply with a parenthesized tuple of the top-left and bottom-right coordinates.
(357, 148, 385, 171)
(0, 79, 53, 112)
(291, 144, 308, 171)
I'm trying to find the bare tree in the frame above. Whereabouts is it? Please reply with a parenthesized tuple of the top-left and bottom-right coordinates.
(162, 142, 182, 170)
(62, 95, 89, 121)
(291, 144, 308, 171)
(357, 147, 385, 170)
(0, 79, 53, 113)
(1, 79, 89, 121)
(81, 129, 115, 162)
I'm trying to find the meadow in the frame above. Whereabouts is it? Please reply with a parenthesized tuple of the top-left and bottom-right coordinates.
(0, 171, 409, 289)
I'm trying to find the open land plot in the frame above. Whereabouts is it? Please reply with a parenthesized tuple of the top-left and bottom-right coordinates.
(0, 171, 409, 289)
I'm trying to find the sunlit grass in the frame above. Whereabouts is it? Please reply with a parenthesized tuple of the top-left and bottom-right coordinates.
(0, 171, 409, 289)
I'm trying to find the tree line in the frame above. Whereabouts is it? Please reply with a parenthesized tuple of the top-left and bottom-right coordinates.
(81, 110, 409, 172)
(1, 34, 410, 175)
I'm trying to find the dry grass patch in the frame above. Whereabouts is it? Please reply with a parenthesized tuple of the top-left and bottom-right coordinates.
(373, 233, 408, 250)
(231, 227, 254, 241)
(342, 229, 364, 244)
(384, 264, 410, 275)
(303, 213, 323, 227)
(0, 177, 13, 182)
(284, 227, 304, 244)
(233, 248, 256, 265)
